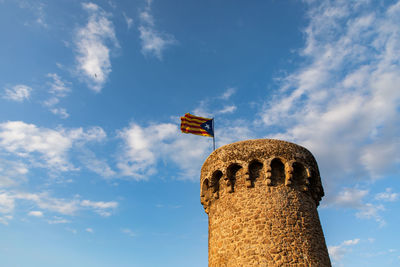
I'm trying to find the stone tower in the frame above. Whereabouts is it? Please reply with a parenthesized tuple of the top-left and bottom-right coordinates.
(200, 139, 331, 266)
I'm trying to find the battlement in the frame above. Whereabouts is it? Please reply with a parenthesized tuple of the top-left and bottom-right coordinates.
(200, 139, 324, 213)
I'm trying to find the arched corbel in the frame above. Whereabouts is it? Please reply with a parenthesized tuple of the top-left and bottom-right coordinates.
(303, 167, 312, 192)
(264, 158, 272, 186)
(200, 178, 211, 214)
(285, 160, 295, 186)
(242, 162, 252, 188)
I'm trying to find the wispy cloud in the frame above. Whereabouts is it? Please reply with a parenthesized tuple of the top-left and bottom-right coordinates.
(328, 238, 360, 263)
(0, 192, 14, 214)
(0, 121, 106, 173)
(3, 85, 32, 102)
(193, 87, 239, 117)
(43, 73, 71, 118)
(0, 160, 28, 188)
(117, 122, 210, 180)
(79, 149, 116, 178)
(47, 73, 70, 97)
(80, 199, 118, 217)
(355, 203, 385, 227)
(121, 228, 135, 237)
(66, 227, 77, 234)
(375, 188, 399, 202)
(18, 1, 47, 28)
(0, 190, 118, 225)
(114, 86, 249, 181)
(138, 0, 175, 59)
(217, 105, 237, 114)
(326, 187, 387, 226)
(123, 12, 133, 30)
(49, 108, 69, 119)
(116, 114, 254, 181)
(75, 2, 119, 92)
(219, 87, 236, 100)
(0, 215, 12, 225)
(28, 210, 43, 217)
(329, 188, 368, 208)
(47, 216, 70, 224)
(260, 1, 400, 193)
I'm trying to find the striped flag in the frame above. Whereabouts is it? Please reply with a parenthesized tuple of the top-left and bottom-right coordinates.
(180, 113, 214, 137)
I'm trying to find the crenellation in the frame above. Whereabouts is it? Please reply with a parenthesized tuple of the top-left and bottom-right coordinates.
(200, 139, 331, 266)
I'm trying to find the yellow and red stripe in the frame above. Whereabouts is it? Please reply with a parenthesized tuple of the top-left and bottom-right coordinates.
(180, 113, 213, 137)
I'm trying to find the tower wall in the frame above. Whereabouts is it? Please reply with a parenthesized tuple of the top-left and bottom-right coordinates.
(200, 139, 331, 266)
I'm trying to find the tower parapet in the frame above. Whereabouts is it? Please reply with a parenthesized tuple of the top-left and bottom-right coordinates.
(200, 139, 331, 266)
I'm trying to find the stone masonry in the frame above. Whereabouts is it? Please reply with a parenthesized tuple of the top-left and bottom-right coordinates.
(200, 139, 331, 266)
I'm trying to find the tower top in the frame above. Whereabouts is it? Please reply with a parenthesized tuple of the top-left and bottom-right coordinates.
(200, 139, 331, 266)
(201, 139, 324, 207)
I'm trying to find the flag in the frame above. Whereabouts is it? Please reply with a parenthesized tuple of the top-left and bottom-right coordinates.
(180, 113, 214, 137)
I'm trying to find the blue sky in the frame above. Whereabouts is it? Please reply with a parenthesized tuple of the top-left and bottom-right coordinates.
(0, 0, 399, 266)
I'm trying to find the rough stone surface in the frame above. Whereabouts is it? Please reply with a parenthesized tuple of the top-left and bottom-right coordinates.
(200, 139, 331, 267)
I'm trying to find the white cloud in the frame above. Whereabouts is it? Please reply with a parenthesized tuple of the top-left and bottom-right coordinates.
(192, 88, 240, 117)
(3, 85, 32, 102)
(18, 1, 47, 28)
(328, 238, 360, 263)
(342, 239, 360, 246)
(117, 122, 211, 180)
(0, 160, 28, 187)
(0, 192, 14, 214)
(327, 187, 385, 226)
(330, 188, 368, 208)
(375, 188, 399, 202)
(0, 215, 12, 225)
(49, 108, 69, 119)
(75, 2, 119, 92)
(121, 228, 135, 237)
(66, 227, 77, 234)
(15, 192, 79, 215)
(260, 0, 400, 194)
(79, 149, 116, 178)
(108, 0, 116, 9)
(116, 116, 254, 181)
(0, 121, 106, 173)
(83, 199, 116, 209)
(123, 12, 133, 30)
(80, 199, 118, 217)
(28, 210, 43, 217)
(355, 203, 385, 227)
(0, 190, 118, 225)
(219, 87, 236, 100)
(86, 227, 94, 233)
(138, 0, 175, 59)
(47, 216, 70, 224)
(47, 73, 70, 97)
(44, 73, 70, 118)
(0, 192, 14, 225)
(217, 105, 237, 114)
(216, 120, 254, 147)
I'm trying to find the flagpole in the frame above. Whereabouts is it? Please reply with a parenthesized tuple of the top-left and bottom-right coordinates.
(212, 117, 215, 151)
